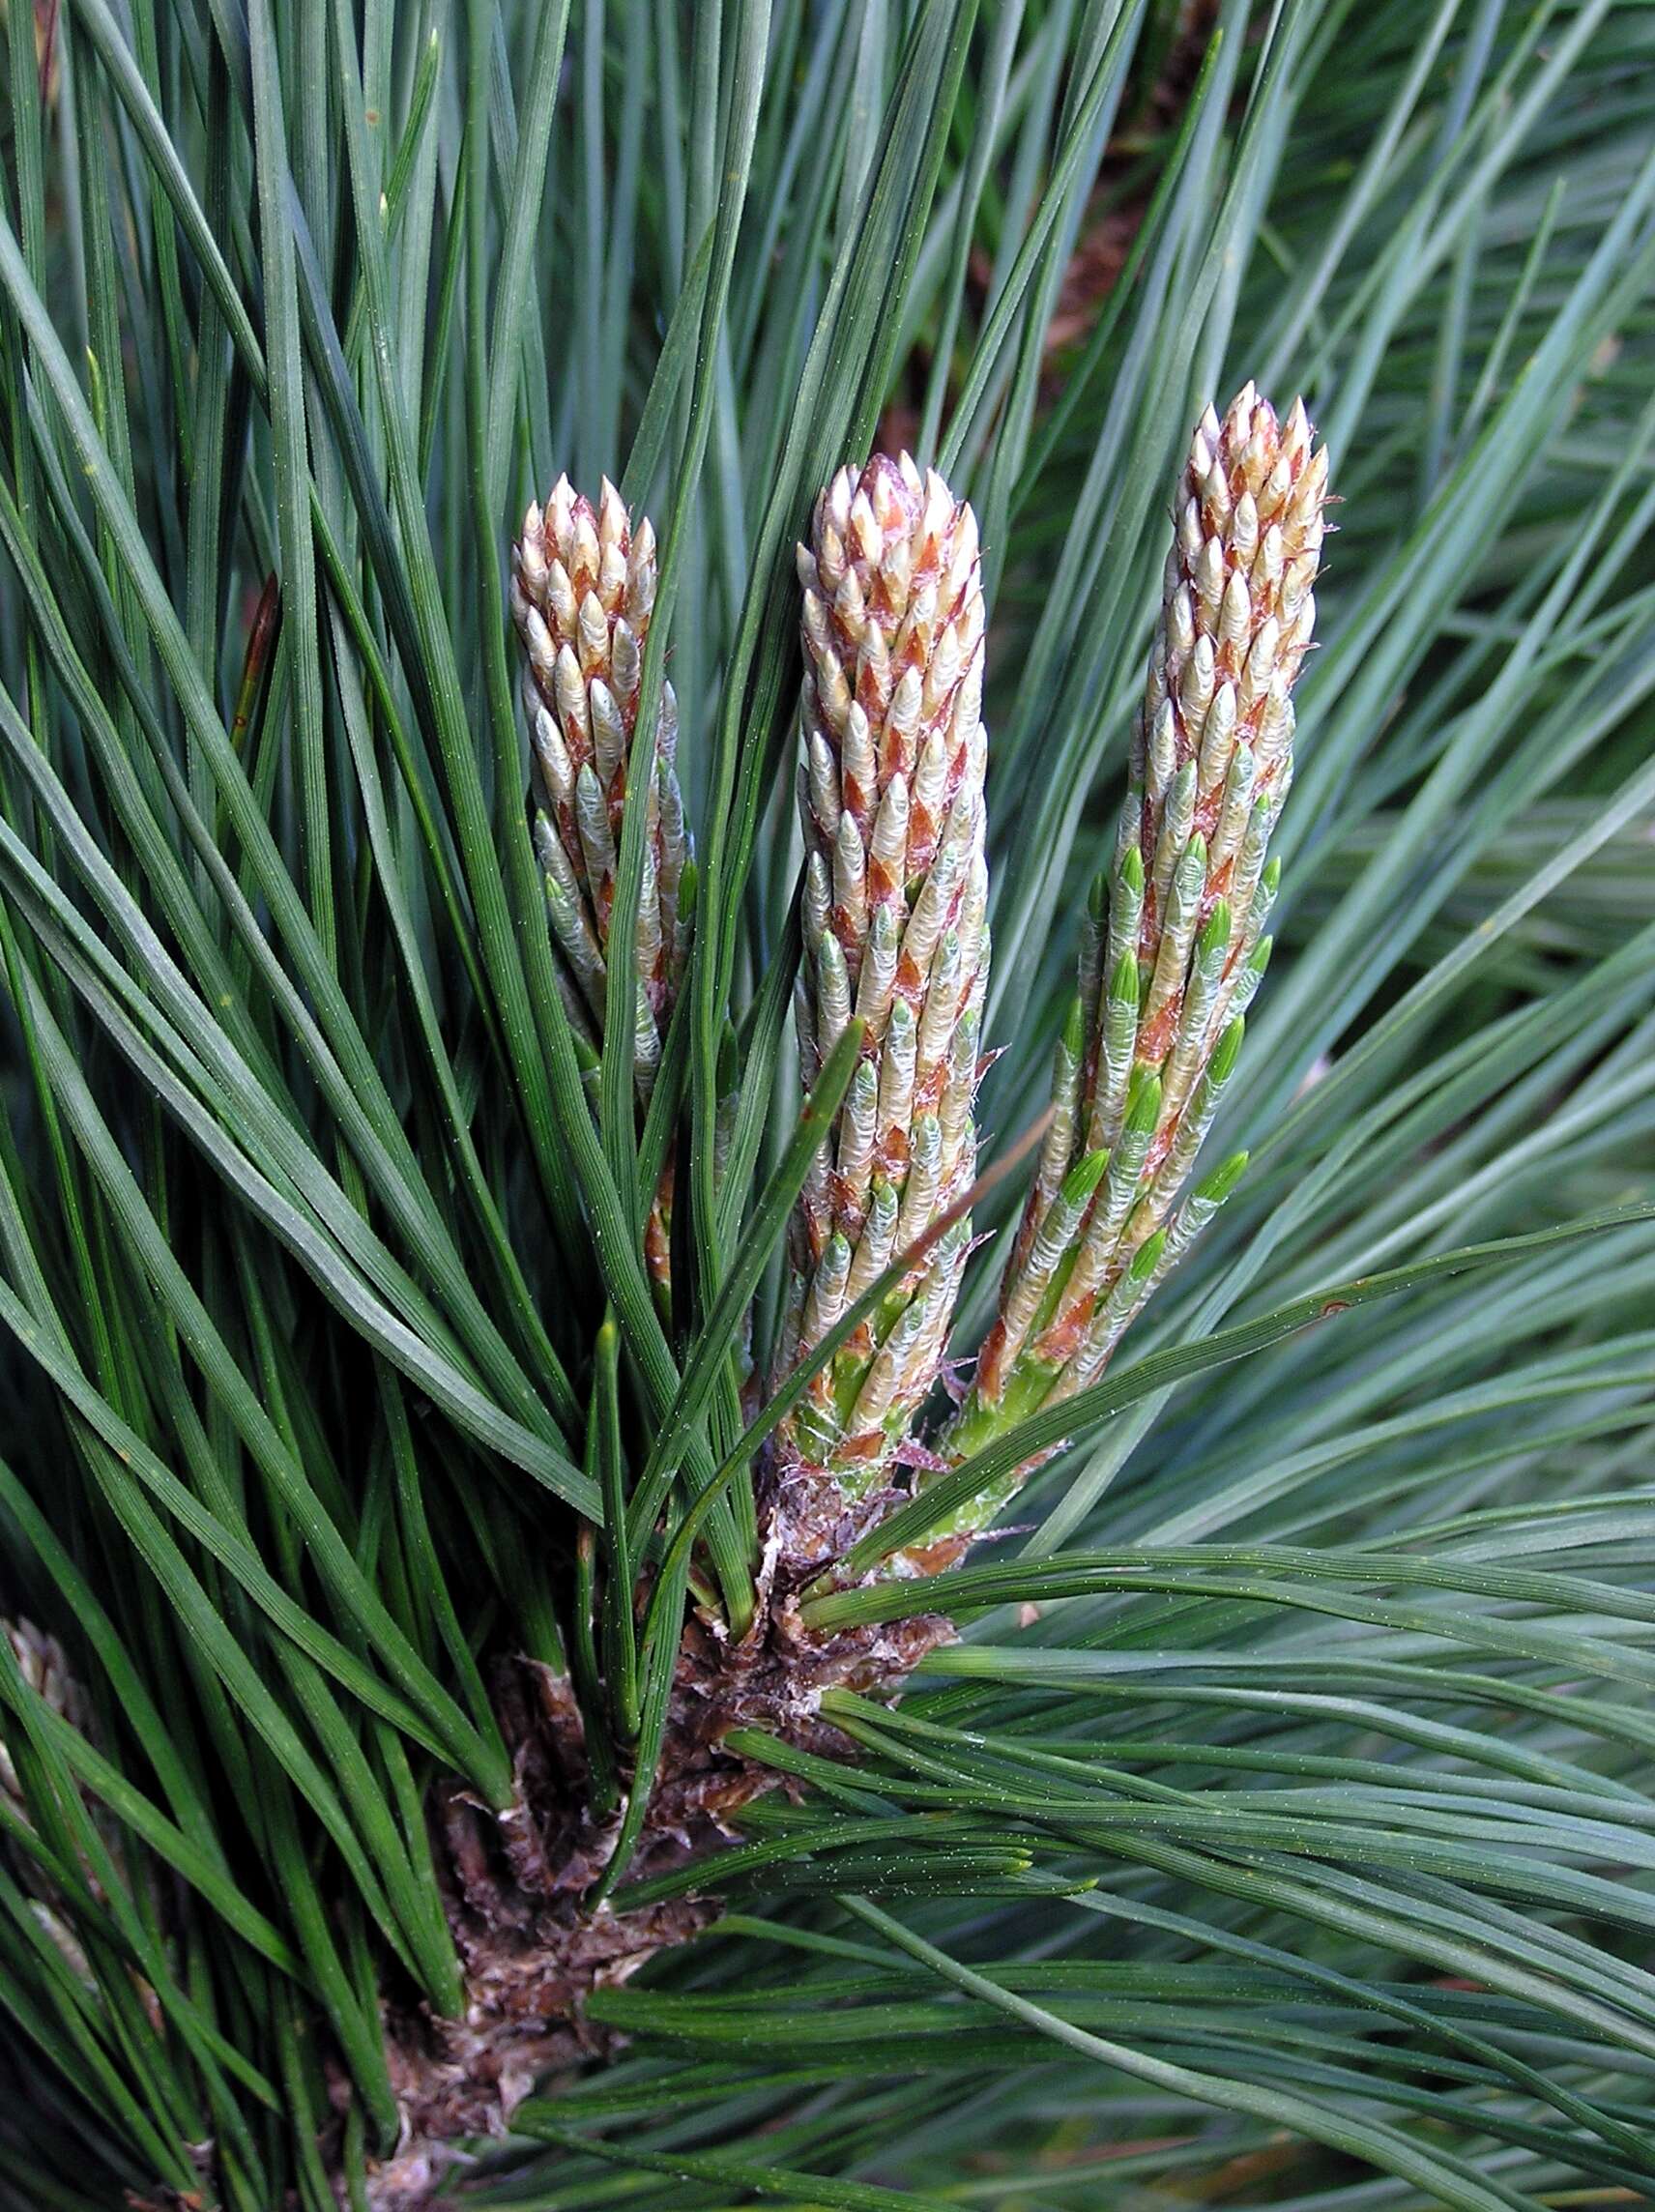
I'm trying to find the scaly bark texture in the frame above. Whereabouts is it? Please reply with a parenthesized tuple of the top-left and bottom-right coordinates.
(510, 478, 692, 1287)
(770, 456, 989, 1557)
(367, 1607, 951, 2211)
(920, 386, 1328, 1548)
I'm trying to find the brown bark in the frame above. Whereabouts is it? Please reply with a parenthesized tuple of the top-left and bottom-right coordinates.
(359, 1487, 950, 2210)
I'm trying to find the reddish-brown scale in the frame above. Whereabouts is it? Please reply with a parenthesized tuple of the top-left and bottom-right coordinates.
(841, 1318, 875, 1363)
(893, 949, 928, 1009)
(1193, 786, 1225, 842)
(856, 655, 890, 726)
(1143, 1118, 1178, 1179)
(1034, 1296, 1097, 1368)
(844, 771, 875, 836)
(874, 1126, 911, 1182)
(913, 1062, 949, 1116)
(912, 514, 944, 586)
(868, 854, 903, 907)
(974, 1318, 1010, 1403)
(1138, 996, 1181, 1066)
(828, 1176, 866, 1237)
(941, 749, 968, 819)
(838, 1428, 886, 1464)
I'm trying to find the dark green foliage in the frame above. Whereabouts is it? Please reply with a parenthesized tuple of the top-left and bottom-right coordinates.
(0, 1, 1653, 2206)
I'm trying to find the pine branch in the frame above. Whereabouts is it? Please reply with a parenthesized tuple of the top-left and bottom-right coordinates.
(769, 456, 989, 1545)
(914, 387, 1328, 1554)
(511, 476, 694, 1289)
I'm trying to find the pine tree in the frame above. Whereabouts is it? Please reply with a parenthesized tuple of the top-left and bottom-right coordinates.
(0, 8, 1652, 2210)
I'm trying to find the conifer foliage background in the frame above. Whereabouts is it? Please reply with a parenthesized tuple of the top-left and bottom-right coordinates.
(2, 0, 1655, 2206)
